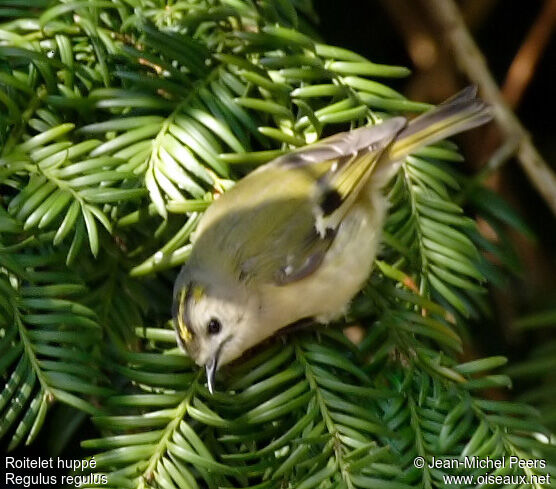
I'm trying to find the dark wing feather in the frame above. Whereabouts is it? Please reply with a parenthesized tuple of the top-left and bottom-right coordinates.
(191, 118, 407, 287)
(191, 87, 491, 288)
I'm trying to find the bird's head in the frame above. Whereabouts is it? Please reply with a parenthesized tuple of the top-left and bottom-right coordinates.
(172, 266, 261, 392)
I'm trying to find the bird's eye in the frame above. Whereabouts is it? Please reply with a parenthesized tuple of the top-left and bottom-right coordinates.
(207, 318, 221, 335)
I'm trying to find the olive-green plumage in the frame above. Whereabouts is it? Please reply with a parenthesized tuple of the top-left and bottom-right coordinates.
(173, 86, 491, 392)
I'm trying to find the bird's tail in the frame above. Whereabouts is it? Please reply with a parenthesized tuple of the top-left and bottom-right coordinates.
(388, 85, 492, 162)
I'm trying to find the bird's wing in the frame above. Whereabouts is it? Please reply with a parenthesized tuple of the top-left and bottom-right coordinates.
(270, 117, 407, 168)
(193, 118, 406, 286)
(193, 189, 333, 286)
(195, 86, 491, 287)
(309, 117, 406, 236)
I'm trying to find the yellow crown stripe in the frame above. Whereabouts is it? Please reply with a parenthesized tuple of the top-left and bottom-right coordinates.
(177, 287, 193, 343)
(193, 285, 204, 303)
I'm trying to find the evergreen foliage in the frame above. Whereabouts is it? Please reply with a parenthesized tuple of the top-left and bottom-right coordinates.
(508, 307, 556, 435)
(0, 1, 554, 488)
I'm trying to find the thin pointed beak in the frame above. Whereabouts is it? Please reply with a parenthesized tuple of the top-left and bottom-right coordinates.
(205, 355, 218, 394)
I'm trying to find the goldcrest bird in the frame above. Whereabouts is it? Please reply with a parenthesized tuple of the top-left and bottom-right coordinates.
(173, 86, 491, 392)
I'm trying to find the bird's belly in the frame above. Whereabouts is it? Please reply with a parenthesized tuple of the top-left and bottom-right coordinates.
(260, 192, 387, 330)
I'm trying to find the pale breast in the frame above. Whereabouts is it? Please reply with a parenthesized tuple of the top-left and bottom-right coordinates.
(259, 189, 388, 330)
